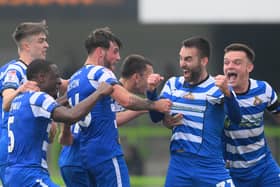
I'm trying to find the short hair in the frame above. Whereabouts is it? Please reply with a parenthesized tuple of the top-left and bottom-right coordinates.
(84, 27, 122, 54)
(182, 37, 210, 58)
(12, 20, 48, 45)
(121, 54, 153, 78)
(224, 43, 255, 62)
(27, 59, 52, 80)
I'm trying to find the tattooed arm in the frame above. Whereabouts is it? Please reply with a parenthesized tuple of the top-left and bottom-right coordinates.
(111, 84, 171, 113)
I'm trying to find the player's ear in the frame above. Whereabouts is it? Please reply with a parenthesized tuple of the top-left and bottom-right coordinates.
(97, 47, 105, 57)
(130, 73, 137, 81)
(201, 57, 208, 66)
(128, 73, 138, 85)
(21, 40, 29, 51)
(247, 62, 254, 73)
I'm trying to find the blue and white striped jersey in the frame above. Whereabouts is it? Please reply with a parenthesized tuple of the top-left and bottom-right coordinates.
(0, 59, 27, 165)
(156, 75, 240, 159)
(58, 124, 82, 167)
(7, 91, 59, 169)
(67, 65, 122, 168)
(224, 79, 280, 177)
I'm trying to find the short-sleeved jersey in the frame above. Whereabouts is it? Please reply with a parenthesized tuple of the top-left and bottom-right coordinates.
(7, 91, 59, 169)
(159, 76, 231, 159)
(0, 59, 27, 165)
(67, 65, 122, 168)
(224, 79, 280, 178)
(58, 123, 82, 167)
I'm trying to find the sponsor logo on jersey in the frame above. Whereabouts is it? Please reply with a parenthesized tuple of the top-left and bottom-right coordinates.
(253, 96, 262, 105)
(183, 92, 194, 100)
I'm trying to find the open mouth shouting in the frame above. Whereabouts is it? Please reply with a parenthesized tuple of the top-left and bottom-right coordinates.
(226, 71, 237, 83)
(184, 69, 190, 76)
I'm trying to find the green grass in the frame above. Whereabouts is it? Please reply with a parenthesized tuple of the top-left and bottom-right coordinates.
(51, 175, 65, 186)
(130, 176, 165, 187)
(51, 175, 165, 187)
(264, 126, 280, 137)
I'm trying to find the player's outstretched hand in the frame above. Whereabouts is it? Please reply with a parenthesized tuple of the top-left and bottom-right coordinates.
(163, 113, 183, 129)
(56, 94, 69, 106)
(97, 82, 113, 96)
(18, 80, 40, 93)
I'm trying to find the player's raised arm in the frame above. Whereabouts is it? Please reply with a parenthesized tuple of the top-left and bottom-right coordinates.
(2, 80, 39, 111)
(116, 110, 147, 127)
(215, 74, 241, 123)
(52, 82, 113, 123)
(111, 84, 171, 113)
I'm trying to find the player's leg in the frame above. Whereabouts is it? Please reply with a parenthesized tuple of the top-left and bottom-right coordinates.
(164, 153, 192, 187)
(60, 166, 91, 187)
(193, 158, 235, 187)
(94, 156, 130, 187)
(5, 167, 23, 187)
(260, 157, 280, 187)
(0, 163, 7, 186)
(0, 129, 8, 186)
(231, 176, 257, 187)
(195, 174, 235, 187)
(30, 168, 59, 187)
(5, 167, 59, 187)
(87, 170, 97, 187)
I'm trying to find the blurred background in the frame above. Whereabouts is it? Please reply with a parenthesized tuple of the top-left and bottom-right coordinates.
(1, 0, 280, 186)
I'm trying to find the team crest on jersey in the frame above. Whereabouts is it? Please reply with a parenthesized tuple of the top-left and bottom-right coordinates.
(183, 92, 194, 100)
(253, 96, 262, 105)
(6, 70, 17, 82)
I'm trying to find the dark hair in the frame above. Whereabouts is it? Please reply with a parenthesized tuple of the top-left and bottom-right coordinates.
(182, 37, 210, 58)
(12, 20, 48, 44)
(224, 43, 255, 62)
(27, 59, 52, 80)
(121, 54, 153, 78)
(84, 27, 122, 54)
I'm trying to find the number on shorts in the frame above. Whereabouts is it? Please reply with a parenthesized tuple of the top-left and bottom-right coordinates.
(216, 179, 235, 187)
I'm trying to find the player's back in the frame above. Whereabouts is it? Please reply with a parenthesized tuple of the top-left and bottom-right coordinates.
(7, 91, 55, 169)
(67, 65, 123, 168)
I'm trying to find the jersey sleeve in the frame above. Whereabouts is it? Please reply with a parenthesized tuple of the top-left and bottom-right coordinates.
(223, 90, 241, 123)
(2, 64, 25, 91)
(265, 81, 280, 114)
(29, 92, 60, 119)
(159, 77, 176, 99)
(88, 66, 118, 86)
